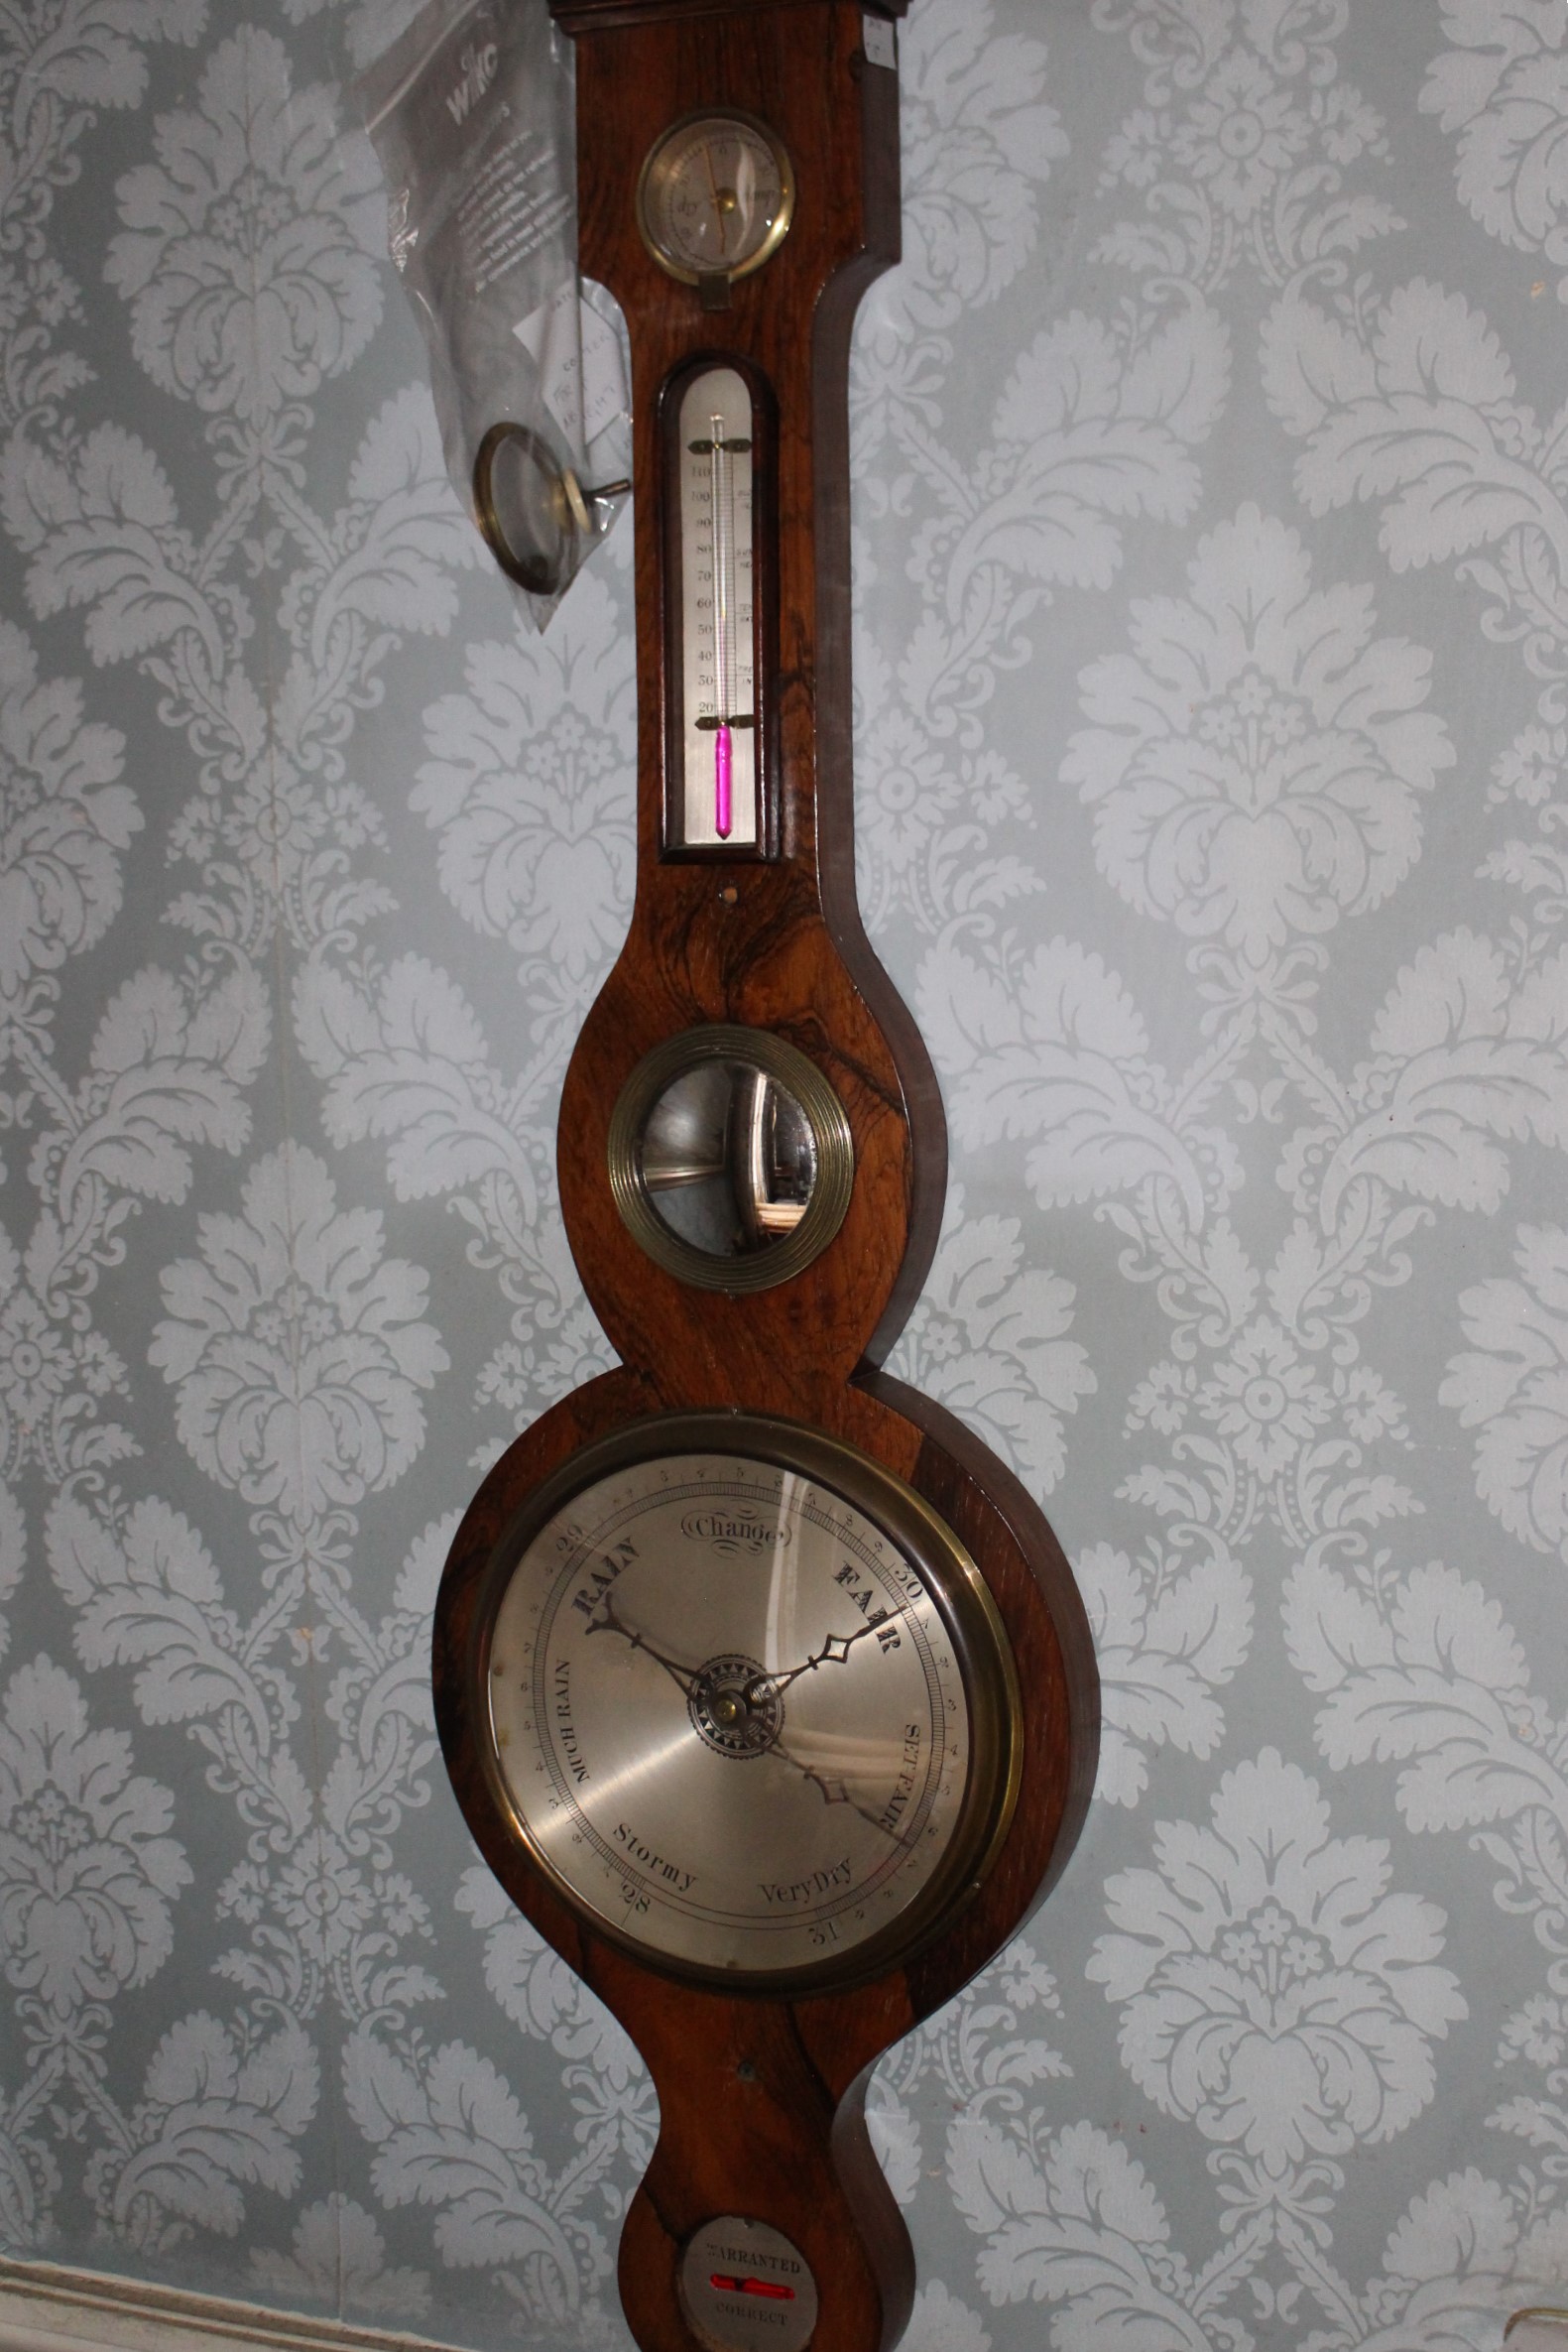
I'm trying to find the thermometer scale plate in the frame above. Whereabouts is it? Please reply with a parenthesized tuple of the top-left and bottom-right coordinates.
(664, 361, 769, 853)
(677, 367, 757, 847)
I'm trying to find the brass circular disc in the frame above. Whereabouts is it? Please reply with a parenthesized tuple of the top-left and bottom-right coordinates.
(472, 421, 579, 595)
(464, 1410, 1025, 1998)
(607, 1025, 854, 1295)
(635, 108, 795, 289)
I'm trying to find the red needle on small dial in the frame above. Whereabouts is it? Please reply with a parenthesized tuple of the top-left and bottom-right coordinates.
(703, 141, 730, 255)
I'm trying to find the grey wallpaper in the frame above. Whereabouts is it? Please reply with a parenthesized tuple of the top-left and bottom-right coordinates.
(3, 1, 1568, 2347)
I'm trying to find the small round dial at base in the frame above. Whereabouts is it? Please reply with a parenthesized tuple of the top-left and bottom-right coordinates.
(468, 1415, 1022, 1992)
(679, 2217, 818, 2352)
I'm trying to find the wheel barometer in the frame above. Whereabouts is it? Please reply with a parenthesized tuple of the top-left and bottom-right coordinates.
(432, 8, 1098, 2350)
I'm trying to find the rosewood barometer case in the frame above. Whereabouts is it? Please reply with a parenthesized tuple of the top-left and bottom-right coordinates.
(431, 7, 1098, 2351)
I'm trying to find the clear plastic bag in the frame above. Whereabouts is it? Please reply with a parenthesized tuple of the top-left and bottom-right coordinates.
(359, 0, 631, 629)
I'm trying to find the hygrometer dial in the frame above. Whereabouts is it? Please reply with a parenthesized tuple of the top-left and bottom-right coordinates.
(469, 1415, 1022, 1992)
(636, 110, 794, 288)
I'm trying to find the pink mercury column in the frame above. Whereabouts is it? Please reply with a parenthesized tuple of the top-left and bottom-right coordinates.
(711, 416, 733, 839)
(715, 720, 733, 839)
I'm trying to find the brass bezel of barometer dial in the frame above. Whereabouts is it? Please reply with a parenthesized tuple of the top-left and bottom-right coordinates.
(459, 1411, 1024, 2000)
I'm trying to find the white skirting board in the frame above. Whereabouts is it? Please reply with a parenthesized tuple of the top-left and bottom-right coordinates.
(3, 2262, 1561, 2352)
(0, 2258, 455, 2352)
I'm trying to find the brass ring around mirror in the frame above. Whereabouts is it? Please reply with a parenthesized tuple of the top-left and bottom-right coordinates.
(472, 421, 583, 596)
(607, 1026, 854, 1294)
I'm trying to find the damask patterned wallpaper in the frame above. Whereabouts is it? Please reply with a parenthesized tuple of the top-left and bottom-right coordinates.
(3, 0, 1568, 2346)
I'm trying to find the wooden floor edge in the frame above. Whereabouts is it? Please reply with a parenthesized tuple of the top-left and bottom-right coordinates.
(0, 2257, 458, 2352)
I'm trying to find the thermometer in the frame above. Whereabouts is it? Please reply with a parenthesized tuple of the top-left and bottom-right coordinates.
(710, 413, 735, 837)
(673, 365, 759, 849)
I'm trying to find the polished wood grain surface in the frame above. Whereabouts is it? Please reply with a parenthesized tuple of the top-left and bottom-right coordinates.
(551, 0, 907, 28)
(434, 1368, 1095, 2352)
(555, 0, 944, 1387)
(433, 7, 1098, 2348)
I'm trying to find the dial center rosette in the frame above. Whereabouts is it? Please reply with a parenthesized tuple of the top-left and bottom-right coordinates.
(689, 1657, 783, 1757)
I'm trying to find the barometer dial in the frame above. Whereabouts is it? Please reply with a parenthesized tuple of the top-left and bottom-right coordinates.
(472, 1417, 1022, 1990)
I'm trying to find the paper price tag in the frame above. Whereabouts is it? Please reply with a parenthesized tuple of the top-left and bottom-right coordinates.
(516, 281, 630, 459)
(863, 15, 896, 68)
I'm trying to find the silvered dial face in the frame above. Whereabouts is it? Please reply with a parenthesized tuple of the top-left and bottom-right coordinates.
(480, 1428, 1015, 1987)
(637, 112, 793, 286)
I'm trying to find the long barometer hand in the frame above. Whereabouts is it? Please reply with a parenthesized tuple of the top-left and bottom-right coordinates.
(746, 1613, 898, 1704)
(765, 1735, 901, 1837)
(585, 1596, 700, 1698)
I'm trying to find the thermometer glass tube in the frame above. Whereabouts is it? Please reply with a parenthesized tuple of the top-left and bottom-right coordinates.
(673, 366, 760, 849)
